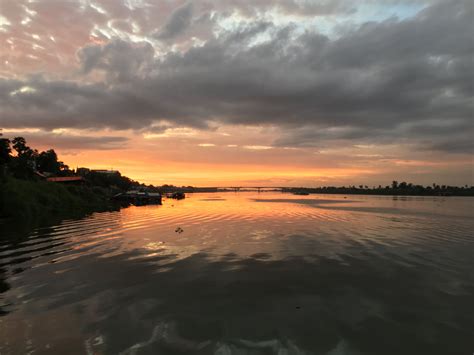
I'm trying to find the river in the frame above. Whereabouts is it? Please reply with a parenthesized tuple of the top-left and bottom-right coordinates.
(0, 192, 473, 354)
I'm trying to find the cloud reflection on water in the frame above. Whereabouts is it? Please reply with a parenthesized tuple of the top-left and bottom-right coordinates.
(0, 193, 473, 354)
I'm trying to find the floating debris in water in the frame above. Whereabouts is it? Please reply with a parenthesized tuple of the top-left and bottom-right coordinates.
(84, 335, 105, 355)
(175, 227, 184, 234)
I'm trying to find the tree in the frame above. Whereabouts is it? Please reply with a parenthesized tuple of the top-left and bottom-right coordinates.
(10, 137, 38, 179)
(12, 137, 32, 157)
(0, 131, 11, 180)
(0, 132, 11, 165)
(392, 181, 398, 189)
(37, 149, 61, 174)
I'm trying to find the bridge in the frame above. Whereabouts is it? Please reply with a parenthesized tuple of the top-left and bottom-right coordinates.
(221, 187, 284, 192)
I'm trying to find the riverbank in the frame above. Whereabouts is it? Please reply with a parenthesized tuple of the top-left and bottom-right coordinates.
(0, 177, 119, 222)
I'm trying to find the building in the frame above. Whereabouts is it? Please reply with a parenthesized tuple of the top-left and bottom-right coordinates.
(46, 176, 85, 184)
(76, 167, 90, 176)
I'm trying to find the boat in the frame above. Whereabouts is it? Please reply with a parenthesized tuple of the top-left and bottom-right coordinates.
(293, 191, 310, 196)
(112, 191, 162, 205)
(167, 192, 186, 200)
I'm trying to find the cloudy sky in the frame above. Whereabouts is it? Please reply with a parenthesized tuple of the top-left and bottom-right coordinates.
(1, 0, 473, 186)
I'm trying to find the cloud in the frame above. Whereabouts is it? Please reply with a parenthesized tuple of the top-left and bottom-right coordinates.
(206, 0, 356, 17)
(0, 0, 436, 79)
(1, 130, 129, 150)
(425, 139, 474, 154)
(243, 145, 273, 150)
(78, 40, 154, 83)
(154, 2, 194, 40)
(0, 0, 472, 154)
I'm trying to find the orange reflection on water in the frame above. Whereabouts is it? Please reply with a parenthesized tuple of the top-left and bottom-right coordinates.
(107, 192, 473, 261)
(38, 192, 474, 266)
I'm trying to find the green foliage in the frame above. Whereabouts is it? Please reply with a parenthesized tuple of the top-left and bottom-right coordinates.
(8, 137, 38, 179)
(0, 136, 139, 223)
(0, 132, 10, 181)
(11, 137, 31, 157)
(85, 171, 133, 191)
(37, 149, 61, 174)
(2, 137, 72, 179)
(0, 136, 11, 165)
(0, 177, 113, 221)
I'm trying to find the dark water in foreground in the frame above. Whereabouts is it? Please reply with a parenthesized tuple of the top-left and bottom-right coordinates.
(0, 193, 473, 354)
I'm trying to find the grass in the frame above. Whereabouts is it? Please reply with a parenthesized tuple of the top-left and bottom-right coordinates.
(0, 177, 116, 222)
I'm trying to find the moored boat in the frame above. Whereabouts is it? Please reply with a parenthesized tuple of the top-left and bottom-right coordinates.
(112, 191, 162, 205)
(167, 192, 186, 200)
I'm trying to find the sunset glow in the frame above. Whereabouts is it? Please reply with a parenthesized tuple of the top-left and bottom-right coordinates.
(1, 0, 472, 186)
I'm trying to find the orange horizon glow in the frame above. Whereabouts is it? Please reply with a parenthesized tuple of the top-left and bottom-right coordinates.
(2, 126, 472, 187)
(2, 126, 472, 188)
(61, 151, 375, 187)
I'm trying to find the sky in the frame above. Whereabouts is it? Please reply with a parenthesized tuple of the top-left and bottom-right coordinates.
(0, 0, 473, 187)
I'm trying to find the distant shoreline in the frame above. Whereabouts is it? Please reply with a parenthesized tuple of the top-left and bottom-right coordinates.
(169, 186, 474, 197)
(190, 190, 474, 197)
(282, 187, 474, 197)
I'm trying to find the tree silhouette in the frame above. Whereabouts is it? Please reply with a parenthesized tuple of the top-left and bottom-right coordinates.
(0, 132, 11, 166)
(37, 149, 61, 174)
(284, 181, 473, 197)
(12, 137, 35, 158)
(0, 131, 11, 180)
(10, 137, 38, 178)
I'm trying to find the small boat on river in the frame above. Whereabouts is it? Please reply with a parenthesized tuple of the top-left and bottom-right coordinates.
(167, 192, 186, 200)
(113, 191, 162, 205)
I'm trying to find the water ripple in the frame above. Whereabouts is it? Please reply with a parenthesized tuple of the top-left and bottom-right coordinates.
(0, 193, 473, 354)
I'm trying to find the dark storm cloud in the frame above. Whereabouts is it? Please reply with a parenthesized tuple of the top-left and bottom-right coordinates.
(273, 126, 387, 148)
(0, 0, 472, 153)
(274, 118, 474, 148)
(154, 2, 194, 40)
(426, 140, 474, 154)
(78, 40, 154, 83)
(3, 131, 129, 150)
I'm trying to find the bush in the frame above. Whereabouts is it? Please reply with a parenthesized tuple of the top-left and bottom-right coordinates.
(0, 177, 114, 222)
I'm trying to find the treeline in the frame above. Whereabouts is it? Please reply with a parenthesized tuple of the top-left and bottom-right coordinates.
(0, 134, 214, 194)
(0, 135, 134, 221)
(0, 134, 212, 222)
(0, 134, 148, 191)
(284, 181, 474, 196)
(1, 135, 70, 180)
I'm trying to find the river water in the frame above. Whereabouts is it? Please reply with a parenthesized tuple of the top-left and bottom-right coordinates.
(0, 192, 473, 354)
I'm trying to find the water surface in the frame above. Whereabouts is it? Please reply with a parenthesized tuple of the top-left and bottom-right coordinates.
(1, 193, 473, 354)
